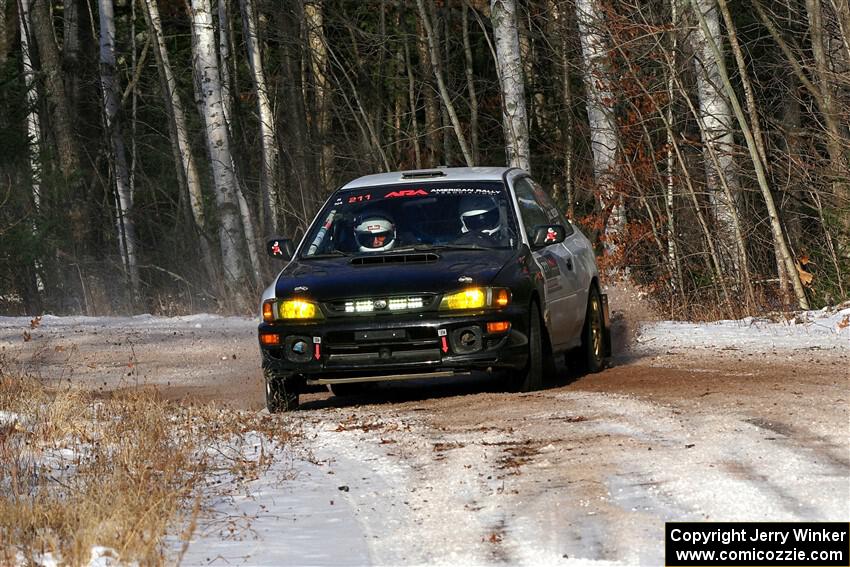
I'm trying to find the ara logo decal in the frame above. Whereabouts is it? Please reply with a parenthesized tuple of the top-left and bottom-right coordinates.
(545, 227, 559, 243)
(384, 189, 428, 198)
(271, 241, 283, 256)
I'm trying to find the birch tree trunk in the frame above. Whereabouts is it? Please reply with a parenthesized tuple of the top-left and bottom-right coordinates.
(217, 0, 234, 128)
(689, 0, 743, 276)
(416, 0, 474, 167)
(142, 0, 216, 283)
(574, 0, 623, 255)
(689, 0, 811, 309)
(717, 0, 773, 309)
(20, 0, 43, 277)
(20, 0, 41, 212)
(240, 0, 279, 233)
(665, 0, 684, 296)
(491, 0, 530, 172)
(304, 0, 333, 188)
(98, 0, 141, 301)
(190, 0, 248, 290)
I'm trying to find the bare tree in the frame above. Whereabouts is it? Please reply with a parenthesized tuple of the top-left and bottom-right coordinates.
(416, 0, 474, 167)
(63, 0, 82, 113)
(98, 0, 140, 300)
(142, 0, 216, 283)
(190, 0, 248, 291)
(19, 0, 41, 217)
(490, 0, 530, 172)
(689, 0, 810, 309)
(415, 15, 441, 167)
(304, 0, 334, 187)
(462, 3, 480, 165)
(29, 0, 80, 179)
(688, 0, 744, 277)
(574, 0, 623, 254)
(240, 0, 279, 233)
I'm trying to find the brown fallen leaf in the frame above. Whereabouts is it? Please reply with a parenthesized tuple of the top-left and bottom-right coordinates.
(795, 260, 814, 287)
(838, 315, 849, 330)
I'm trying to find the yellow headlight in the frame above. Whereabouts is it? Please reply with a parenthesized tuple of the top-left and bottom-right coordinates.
(279, 299, 321, 319)
(441, 288, 487, 310)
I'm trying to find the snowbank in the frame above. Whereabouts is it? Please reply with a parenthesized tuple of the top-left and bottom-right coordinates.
(635, 307, 850, 353)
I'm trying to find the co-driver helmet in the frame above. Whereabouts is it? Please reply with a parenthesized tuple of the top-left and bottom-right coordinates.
(460, 194, 501, 235)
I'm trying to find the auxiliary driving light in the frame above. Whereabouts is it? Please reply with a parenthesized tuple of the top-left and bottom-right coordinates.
(283, 335, 313, 363)
(450, 325, 483, 354)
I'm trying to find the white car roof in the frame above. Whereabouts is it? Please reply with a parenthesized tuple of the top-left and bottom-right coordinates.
(340, 167, 519, 191)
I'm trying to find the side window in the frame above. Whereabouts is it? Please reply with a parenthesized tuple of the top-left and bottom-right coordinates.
(513, 178, 550, 239)
(529, 180, 574, 237)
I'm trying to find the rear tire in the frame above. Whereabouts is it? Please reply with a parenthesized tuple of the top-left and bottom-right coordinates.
(578, 286, 605, 374)
(512, 305, 543, 392)
(265, 370, 299, 412)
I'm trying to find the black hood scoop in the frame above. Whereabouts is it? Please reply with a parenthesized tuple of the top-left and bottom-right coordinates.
(350, 253, 440, 266)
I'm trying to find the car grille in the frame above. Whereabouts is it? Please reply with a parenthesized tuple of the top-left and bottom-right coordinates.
(323, 294, 437, 316)
(323, 327, 441, 366)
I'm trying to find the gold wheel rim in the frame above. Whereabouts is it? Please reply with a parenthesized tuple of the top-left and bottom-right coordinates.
(590, 296, 602, 359)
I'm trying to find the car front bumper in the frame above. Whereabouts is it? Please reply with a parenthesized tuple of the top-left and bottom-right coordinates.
(258, 307, 530, 389)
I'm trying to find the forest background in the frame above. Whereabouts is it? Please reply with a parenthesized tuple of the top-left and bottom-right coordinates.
(0, 0, 847, 318)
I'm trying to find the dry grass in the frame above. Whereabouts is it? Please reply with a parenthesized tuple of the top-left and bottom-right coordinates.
(0, 360, 295, 566)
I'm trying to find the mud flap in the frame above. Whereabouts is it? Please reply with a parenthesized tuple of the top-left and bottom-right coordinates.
(601, 293, 612, 358)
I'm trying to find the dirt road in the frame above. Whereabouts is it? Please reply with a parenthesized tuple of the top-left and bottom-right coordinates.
(1, 300, 847, 565)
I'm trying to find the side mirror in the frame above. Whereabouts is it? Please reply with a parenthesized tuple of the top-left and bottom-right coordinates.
(267, 237, 294, 260)
(531, 225, 566, 249)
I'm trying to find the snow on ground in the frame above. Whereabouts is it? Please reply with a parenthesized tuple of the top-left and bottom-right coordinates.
(634, 306, 850, 353)
(2, 308, 847, 566)
(0, 313, 257, 331)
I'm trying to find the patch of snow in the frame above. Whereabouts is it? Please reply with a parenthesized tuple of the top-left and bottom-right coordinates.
(180, 441, 372, 566)
(16, 547, 124, 567)
(634, 307, 850, 354)
(0, 410, 19, 427)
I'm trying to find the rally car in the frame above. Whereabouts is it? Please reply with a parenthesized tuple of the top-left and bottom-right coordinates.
(258, 167, 610, 411)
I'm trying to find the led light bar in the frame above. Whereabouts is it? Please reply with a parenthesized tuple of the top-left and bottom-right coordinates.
(343, 296, 425, 313)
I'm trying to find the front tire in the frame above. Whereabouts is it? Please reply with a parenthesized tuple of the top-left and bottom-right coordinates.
(265, 370, 299, 413)
(512, 305, 544, 392)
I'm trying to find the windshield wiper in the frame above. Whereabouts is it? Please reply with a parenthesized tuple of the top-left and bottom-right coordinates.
(391, 243, 491, 253)
(304, 250, 352, 258)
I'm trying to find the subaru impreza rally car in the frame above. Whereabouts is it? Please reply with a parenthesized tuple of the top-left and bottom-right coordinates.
(258, 167, 610, 411)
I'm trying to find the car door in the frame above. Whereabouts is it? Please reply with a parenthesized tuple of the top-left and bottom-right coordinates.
(512, 177, 577, 349)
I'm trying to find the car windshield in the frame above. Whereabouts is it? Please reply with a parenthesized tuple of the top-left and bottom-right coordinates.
(301, 181, 519, 257)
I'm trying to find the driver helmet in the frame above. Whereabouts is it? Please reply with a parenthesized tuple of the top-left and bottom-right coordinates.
(460, 194, 501, 235)
(354, 214, 396, 252)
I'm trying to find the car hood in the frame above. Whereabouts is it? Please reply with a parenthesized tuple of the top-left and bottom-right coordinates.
(274, 249, 515, 300)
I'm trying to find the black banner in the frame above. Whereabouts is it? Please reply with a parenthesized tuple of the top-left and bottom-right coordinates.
(666, 522, 849, 566)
